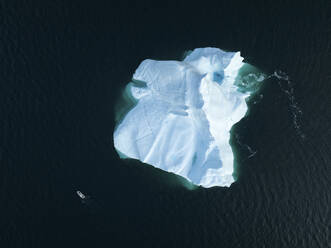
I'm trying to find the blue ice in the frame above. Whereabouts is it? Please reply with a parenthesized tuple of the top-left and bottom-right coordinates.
(114, 48, 253, 187)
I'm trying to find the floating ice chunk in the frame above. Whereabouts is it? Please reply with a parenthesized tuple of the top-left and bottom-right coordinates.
(114, 47, 262, 187)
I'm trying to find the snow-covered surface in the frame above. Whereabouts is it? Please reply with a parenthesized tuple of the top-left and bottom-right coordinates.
(114, 47, 251, 187)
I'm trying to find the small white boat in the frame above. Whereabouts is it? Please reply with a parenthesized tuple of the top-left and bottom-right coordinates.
(76, 190, 86, 199)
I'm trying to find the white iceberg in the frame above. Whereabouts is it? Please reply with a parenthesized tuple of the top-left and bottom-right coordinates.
(114, 47, 261, 187)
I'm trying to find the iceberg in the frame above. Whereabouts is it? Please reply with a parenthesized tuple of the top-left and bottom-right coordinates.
(113, 47, 263, 187)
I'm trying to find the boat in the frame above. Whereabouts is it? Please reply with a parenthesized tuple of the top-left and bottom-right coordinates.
(76, 190, 86, 199)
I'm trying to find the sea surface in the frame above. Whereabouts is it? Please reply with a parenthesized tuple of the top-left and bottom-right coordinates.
(1, 1, 331, 247)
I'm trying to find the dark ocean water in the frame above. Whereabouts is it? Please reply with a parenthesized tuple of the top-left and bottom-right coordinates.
(1, 1, 331, 247)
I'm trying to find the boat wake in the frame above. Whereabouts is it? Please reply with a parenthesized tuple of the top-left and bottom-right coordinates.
(268, 70, 305, 139)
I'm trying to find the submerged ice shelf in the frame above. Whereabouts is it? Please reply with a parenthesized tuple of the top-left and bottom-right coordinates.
(114, 47, 264, 187)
